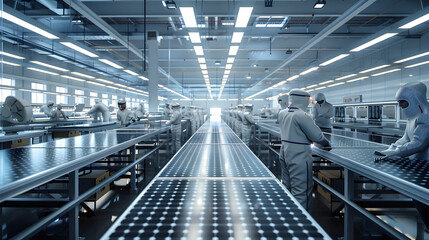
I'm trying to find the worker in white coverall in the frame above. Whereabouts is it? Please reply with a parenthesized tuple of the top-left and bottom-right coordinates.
(51, 104, 68, 120)
(276, 97, 288, 123)
(312, 93, 334, 132)
(190, 106, 198, 134)
(242, 104, 256, 146)
(134, 103, 146, 120)
(163, 103, 172, 120)
(166, 103, 182, 153)
(87, 99, 111, 122)
(374, 82, 429, 231)
(40, 101, 54, 118)
(235, 104, 244, 138)
(117, 99, 136, 126)
(278, 89, 331, 211)
(230, 107, 236, 130)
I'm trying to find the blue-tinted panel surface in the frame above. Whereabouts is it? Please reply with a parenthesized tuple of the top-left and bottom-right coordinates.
(188, 132, 242, 144)
(0, 147, 107, 184)
(104, 180, 327, 240)
(160, 144, 271, 177)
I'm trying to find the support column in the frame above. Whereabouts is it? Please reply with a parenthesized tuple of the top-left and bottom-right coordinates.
(68, 170, 78, 240)
(344, 169, 355, 239)
(148, 31, 159, 112)
(238, 89, 242, 104)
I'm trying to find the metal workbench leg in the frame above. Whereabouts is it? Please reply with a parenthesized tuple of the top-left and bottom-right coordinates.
(258, 128, 261, 156)
(68, 170, 79, 240)
(166, 129, 170, 156)
(130, 145, 137, 194)
(344, 169, 355, 239)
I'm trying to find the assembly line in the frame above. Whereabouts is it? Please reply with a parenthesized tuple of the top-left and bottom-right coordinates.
(1, 0, 429, 239)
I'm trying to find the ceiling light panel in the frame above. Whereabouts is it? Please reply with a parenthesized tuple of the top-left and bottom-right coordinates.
(359, 64, 390, 73)
(61, 75, 85, 82)
(194, 46, 204, 56)
(227, 57, 235, 64)
(300, 67, 319, 75)
(371, 68, 401, 77)
(0, 11, 59, 39)
(71, 72, 95, 79)
(405, 60, 429, 68)
(231, 32, 244, 43)
(229, 46, 239, 56)
(0, 51, 25, 59)
(99, 59, 123, 69)
(27, 67, 58, 75)
(350, 33, 398, 52)
(124, 69, 138, 76)
(319, 54, 349, 66)
(197, 57, 206, 63)
(30, 61, 68, 72)
(0, 60, 20, 66)
(235, 7, 253, 28)
(188, 32, 201, 43)
(335, 74, 357, 81)
(179, 7, 197, 28)
(287, 75, 300, 81)
(225, 64, 232, 70)
(394, 51, 429, 63)
(60, 42, 99, 58)
(399, 13, 429, 29)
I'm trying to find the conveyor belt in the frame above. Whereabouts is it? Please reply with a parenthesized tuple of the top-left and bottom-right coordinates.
(102, 121, 331, 239)
(48, 122, 118, 133)
(255, 122, 429, 205)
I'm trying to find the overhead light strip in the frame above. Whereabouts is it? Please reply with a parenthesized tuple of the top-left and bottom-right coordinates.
(0, 10, 59, 39)
(319, 54, 349, 66)
(394, 51, 429, 63)
(399, 13, 429, 29)
(371, 68, 401, 77)
(235, 7, 253, 28)
(99, 59, 123, 69)
(350, 33, 398, 52)
(60, 42, 99, 58)
(359, 64, 390, 73)
(30, 61, 68, 72)
(179, 7, 197, 28)
(335, 73, 357, 81)
(27, 67, 58, 75)
(71, 72, 95, 79)
(231, 32, 244, 43)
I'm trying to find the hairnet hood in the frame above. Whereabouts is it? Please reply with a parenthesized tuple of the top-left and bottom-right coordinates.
(47, 101, 54, 106)
(288, 89, 311, 111)
(172, 102, 180, 108)
(118, 99, 126, 104)
(237, 104, 244, 108)
(395, 82, 429, 118)
(314, 93, 326, 102)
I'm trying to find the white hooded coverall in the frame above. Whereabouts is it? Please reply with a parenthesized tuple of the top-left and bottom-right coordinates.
(88, 102, 111, 122)
(312, 93, 334, 130)
(235, 107, 243, 139)
(166, 107, 182, 153)
(242, 107, 255, 146)
(278, 89, 330, 211)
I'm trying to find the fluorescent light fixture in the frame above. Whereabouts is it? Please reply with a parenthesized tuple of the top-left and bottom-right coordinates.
(319, 54, 349, 66)
(399, 13, 429, 29)
(300, 67, 319, 75)
(0, 60, 20, 66)
(123, 69, 138, 76)
(229, 46, 239, 55)
(71, 72, 95, 79)
(197, 58, 206, 64)
(350, 33, 398, 52)
(313, 0, 326, 9)
(307, 84, 318, 88)
(371, 68, 401, 77)
(30, 61, 68, 72)
(235, 7, 253, 28)
(202, 70, 208, 75)
(394, 51, 429, 63)
(27, 67, 58, 75)
(335, 74, 357, 81)
(359, 64, 390, 73)
(87, 81, 106, 86)
(227, 57, 235, 64)
(0, 11, 59, 39)
(99, 59, 123, 69)
(200, 64, 207, 69)
(405, 60, 429, 68)
(0, 51, 25, 59)
(231, 32, 244, 43)
(225, 64, 232, 70)
(319, 80, 334, 85)
(327, 82, 345, 87)
(61, 75, 85, 82)
(179, 7, 197, 28)
(346, 76, 369, 83)
(315, 86, 326, 90)
(138, 76, 149, 81)
(188, 32, 201, 43)
(193, 46, 204, 56)
(96, 78, 114, 84)
(222, 22, 234, 26)
(224, 70, 231, 75)
(60, 42, 99, 58)
(287, 75, 300, 81)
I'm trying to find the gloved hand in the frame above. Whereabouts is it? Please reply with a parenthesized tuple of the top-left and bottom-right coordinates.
(374, 149, 397, 157)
